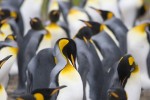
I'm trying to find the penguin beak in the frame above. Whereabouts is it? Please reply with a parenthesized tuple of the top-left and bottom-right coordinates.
(50, 85, 67, 96)
(89, 6, 101, 14)
(108, 90, 119, 98)
(0, 55, 12, 69)
(79, 19, 92, 28)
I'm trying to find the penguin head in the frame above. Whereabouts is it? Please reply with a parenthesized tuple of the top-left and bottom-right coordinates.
(55, 38, 77, 66)
(30, 18, 44, 30)
(0, 9, 10, 22)
(90, 7, 114, 21)
(75, 26, 92, 44)
(32, 85, 66, 100)
(49, 10, 60, 23)
(16, 86, 66, 100)
(117, 55, 138, 88)
(107, 88, 127, 100)
(0, 55, 12, 69)
(80, 20, 102, 35)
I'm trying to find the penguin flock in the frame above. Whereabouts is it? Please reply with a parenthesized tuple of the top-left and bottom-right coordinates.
(0, 0, 149, 100)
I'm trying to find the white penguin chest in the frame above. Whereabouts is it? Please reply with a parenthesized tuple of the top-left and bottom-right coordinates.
(125, 72, 141, 100)
(57, 64, 83, 100)
(36, 33, 52, 54)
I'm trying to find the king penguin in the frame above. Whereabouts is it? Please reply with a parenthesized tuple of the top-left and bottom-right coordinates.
(58, 0, 90, 38)
(0, 9, 23, 46)
(27, 48, 56, 92)
(74, 26, 105, 100)
(16, 85, 66, 100)
(98, 0, 121, 19)
(0, 35, 18, 87)
(118, 0, 145, 29)
(127, 23, 150, 90)
(15, 17, 51, 95)
(90, 8, 128, 54)
(49, 38, 83, 100)
(21, 0, 43, 35)
(80, 20, 122, 72)
(0, 0, 24, 37)
(45, 10, 68, 47)
(117, 55, 141, 100)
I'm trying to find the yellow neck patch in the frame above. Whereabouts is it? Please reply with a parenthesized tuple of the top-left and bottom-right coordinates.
(69, 9, 79, 15)
(34, 93, 44, 100)
(132, 23, 149, 34)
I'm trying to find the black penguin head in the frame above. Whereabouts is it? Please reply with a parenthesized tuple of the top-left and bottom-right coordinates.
(30, 17, 44, 30)
(75, 26, 93, 43)
(16, 95, 36, 100)
(80, 20, 102, 35)
(16, 86, 66, 100)
(49, 10, 60, 23)
(90, 7, 114, 21)
(0, 9, 10, 21)
(107, 88, 127, 100)
(57, 38, 77, 66)
(31, 85, 66, 100)
(117, 55, 138, 88)
(0, 55, 12, 69)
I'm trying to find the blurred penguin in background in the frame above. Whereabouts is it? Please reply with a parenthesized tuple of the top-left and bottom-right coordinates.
(0, 0, 24, 37)
(118, 0, 147, 29)
(58, 0, 90, 38)
(81, 20, 122, 72)
(0, 55, 14, 100)
(45, 10, 68, 47)
(99, 0, 121, 19)
(0, 35, 18, 87)
(84, 0, 103, 22)
(0, 9, 23, 46)
(21, 0, 43, 35)
(89, 8, 128, 54)
(127, 23, 150, 90)
(15, 17, 51, 95)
